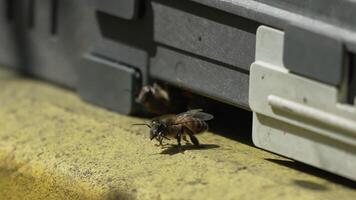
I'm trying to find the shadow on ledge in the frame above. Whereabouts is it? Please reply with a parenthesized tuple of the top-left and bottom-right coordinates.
(293, 179, 328, 191)
(266, 158, 356, 189)
(160, 144, 220, 155)
(207, 102, 253, 146)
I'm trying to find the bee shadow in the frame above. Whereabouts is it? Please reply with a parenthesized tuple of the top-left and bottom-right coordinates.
(160, 144, 220, 155)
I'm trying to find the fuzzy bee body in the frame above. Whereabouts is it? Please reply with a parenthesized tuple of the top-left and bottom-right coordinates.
(178, 117, 209, 134)
(135, 109, 213, 150)
(136, 83, 172, 115)
(159, 115, 209, 138)
(136, 83, 186, 115)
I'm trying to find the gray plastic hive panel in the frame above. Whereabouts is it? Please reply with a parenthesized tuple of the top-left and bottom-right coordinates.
(250, 25, 356, 181)
(95, 9, 154, 84)
(150, 46, 249, 109)
(0, 1, 16, 68)
(347, 53, 356, 104)
(78, 54, 140, 115)
(284, 25, 344, 86)
(0, 0, 97, 88)
(153, 0, 257, 71)
(2, 0, 356, 121)
(95, 40, 148, 72)
(191, 0, 356, 52)
(255, 0, 356, 30)
(95, 0, 140, 20)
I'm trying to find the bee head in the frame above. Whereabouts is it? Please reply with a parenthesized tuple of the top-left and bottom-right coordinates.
(137, 86, 155, 104)
(150, 120, 165, 140)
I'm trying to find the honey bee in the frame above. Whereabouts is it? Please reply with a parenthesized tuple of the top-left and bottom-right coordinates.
(136, 83, 187, 115)
(137, 83, 170, 115)
(134, 109, 214, 150)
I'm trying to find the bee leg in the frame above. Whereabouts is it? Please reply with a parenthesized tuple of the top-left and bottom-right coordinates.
(182, 134, 190, 144)
(159, 137, 168, 148)
(189, 135, 200, 146)
(154, 137, 162, 146)
(184, 127, 200, 146)
(160, 140, 170, 149)
(155, 136, 165, 147)
(176, 131, 183, 152)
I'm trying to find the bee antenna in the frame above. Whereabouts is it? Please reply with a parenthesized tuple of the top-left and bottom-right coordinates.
(132, 123, 151, 128)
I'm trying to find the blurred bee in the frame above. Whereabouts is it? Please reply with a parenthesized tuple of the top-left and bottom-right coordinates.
(136, 83, 209, 115)
(136, 83, 172, 115)
(134, 109, 213, 150)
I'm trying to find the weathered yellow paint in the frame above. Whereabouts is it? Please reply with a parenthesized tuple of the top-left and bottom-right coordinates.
(0, 67, 355, 199)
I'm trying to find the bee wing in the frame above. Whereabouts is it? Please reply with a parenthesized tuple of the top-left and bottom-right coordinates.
(182, 109, 203, 114)
(191, 111, 214, 121)
(176, 109, 214, 123)
(151, 114, 177, 124)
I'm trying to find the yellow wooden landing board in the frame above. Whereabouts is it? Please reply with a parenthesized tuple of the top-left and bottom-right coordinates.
(0, 68, 355, 200)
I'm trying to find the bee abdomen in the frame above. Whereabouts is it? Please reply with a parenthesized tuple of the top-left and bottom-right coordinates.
(184, 120, 208, 134)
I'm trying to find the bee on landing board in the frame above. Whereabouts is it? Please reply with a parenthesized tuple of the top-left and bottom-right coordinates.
(134, 109, 214, 151)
